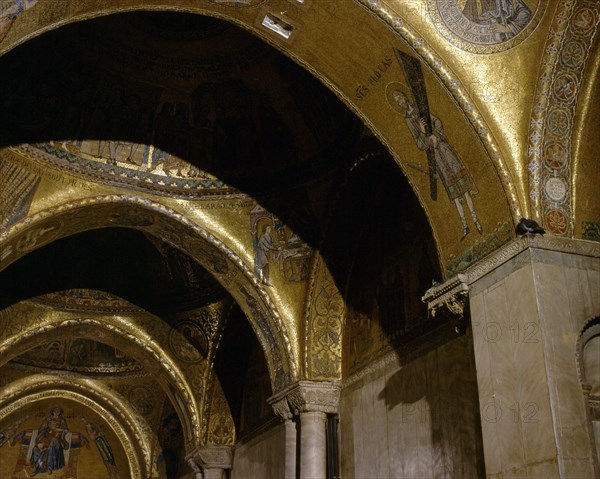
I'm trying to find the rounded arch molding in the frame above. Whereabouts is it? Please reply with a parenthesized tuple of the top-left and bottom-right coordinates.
(0, 300, 205, 449)
(0, 194, 297, 392)
(0, 374, 154, 479)
(0, 0, 522, 228)
(576, 317, 600, 392)
(527, 0, 600, 236)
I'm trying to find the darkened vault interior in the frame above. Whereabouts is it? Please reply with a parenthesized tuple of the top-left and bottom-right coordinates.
(3, 2, 597, 478)
(0, 9, 448, 479)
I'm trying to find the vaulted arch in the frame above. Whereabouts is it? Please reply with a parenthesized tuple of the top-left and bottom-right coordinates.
(0, 374, 155, 478)
(0, 194, 298, 391)
(0, 300, 206, 449)
(0, 1, 520, 277)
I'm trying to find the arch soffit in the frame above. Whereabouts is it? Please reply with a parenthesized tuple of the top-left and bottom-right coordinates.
(0, 194, 297, 391)
(576, 318, 600, 389)
(0, 374, 154, 478)
(303, 254, 345, 381)
(527, 0, 600, 236)
(0, 2, 520, 241)
(0, 300, 204, 448)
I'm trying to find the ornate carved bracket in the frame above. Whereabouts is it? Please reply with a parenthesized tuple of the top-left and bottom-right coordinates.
(186, 445, 233, 472)
(422, 236, 600, 324)
(268, 380, 341, 417)
(421, 273, 469, 319)
(270, 396, 294, 421)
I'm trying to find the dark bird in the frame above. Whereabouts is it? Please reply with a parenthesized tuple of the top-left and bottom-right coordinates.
(516, 218, 546, 236)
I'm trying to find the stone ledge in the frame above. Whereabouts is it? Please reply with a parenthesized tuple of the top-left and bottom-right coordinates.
(424, 236, 600, 312)
(464, 235, 599, 286)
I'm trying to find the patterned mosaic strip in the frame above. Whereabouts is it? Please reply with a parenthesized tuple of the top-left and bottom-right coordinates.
(528, 1, 600, 235)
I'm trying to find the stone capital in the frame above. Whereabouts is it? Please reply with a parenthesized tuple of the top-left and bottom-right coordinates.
(186, 445, 233, 470)
(269, 395, 294, 420)
(269, 380, 341, 416)
(422, 236, 600, 320)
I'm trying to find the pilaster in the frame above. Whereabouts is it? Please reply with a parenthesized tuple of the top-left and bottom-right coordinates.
(423, 236, 599, 478)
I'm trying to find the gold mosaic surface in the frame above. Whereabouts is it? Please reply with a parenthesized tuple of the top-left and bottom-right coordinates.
(0, 1, 598, 473)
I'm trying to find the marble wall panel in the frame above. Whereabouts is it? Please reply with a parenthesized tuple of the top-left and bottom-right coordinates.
(593, 421, 600, 464)
(469, 246, 599, 478)
(589, 269, 600, 315)
(533, 260, 597, 476)
(230, 422, 285, 479)
(470, 262, 560, 477)
(525, 460, 560, 477)
(340, 334, 483, 479)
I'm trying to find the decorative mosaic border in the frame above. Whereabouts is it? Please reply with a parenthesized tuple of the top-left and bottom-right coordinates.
(4, 359, 153, 379)
(528, 0, 600, 235)
(18, 143, 241, 199)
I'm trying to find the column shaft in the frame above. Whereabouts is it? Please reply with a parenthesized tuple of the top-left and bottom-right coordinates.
(202, 468, 224, 479)
(284, 418, 298, 479)
(300, 411, 327, 479)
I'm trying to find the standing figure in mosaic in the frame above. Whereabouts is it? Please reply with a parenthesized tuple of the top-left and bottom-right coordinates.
(393, 90, 482, 240)
(0, 0, 38, 43)
(254, 225, 279, 286)
(82, 417, 119, 478)
(31, 407, 70, 475)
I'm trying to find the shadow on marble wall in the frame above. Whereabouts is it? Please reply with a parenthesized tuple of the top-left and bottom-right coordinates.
(340, 329, 485, 478)
(382, 333, 485, 478)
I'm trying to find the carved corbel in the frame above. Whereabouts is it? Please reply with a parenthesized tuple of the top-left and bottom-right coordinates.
(269, 395, 294, 421)
(186, 445, 233, 479)
(421, 273, 469, 320)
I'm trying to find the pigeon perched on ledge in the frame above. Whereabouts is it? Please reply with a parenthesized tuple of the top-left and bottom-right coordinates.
(516, 218, 546, 236)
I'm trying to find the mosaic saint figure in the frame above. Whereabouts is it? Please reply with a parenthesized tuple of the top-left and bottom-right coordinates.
(82, 417, 119, 478)
(0, 0, 38, 42)
(253, 225, 279, 285)
(393, 90, 482, 240)
(0, 416, 26, 448)
(31, 407, 70, 475)
(462, 0, 532, 41)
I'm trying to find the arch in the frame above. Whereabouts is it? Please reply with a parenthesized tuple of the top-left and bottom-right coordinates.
(575, 316, 600, 471)
(0, 194, 297, 392)
(0, 2, 520, 270)
(576, 317, 600, 392)
(0, 299, 204, 449)
(0, 374, 156, 478)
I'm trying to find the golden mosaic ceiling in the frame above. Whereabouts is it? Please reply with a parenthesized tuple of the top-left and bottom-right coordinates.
(0, 1, 598, 477)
